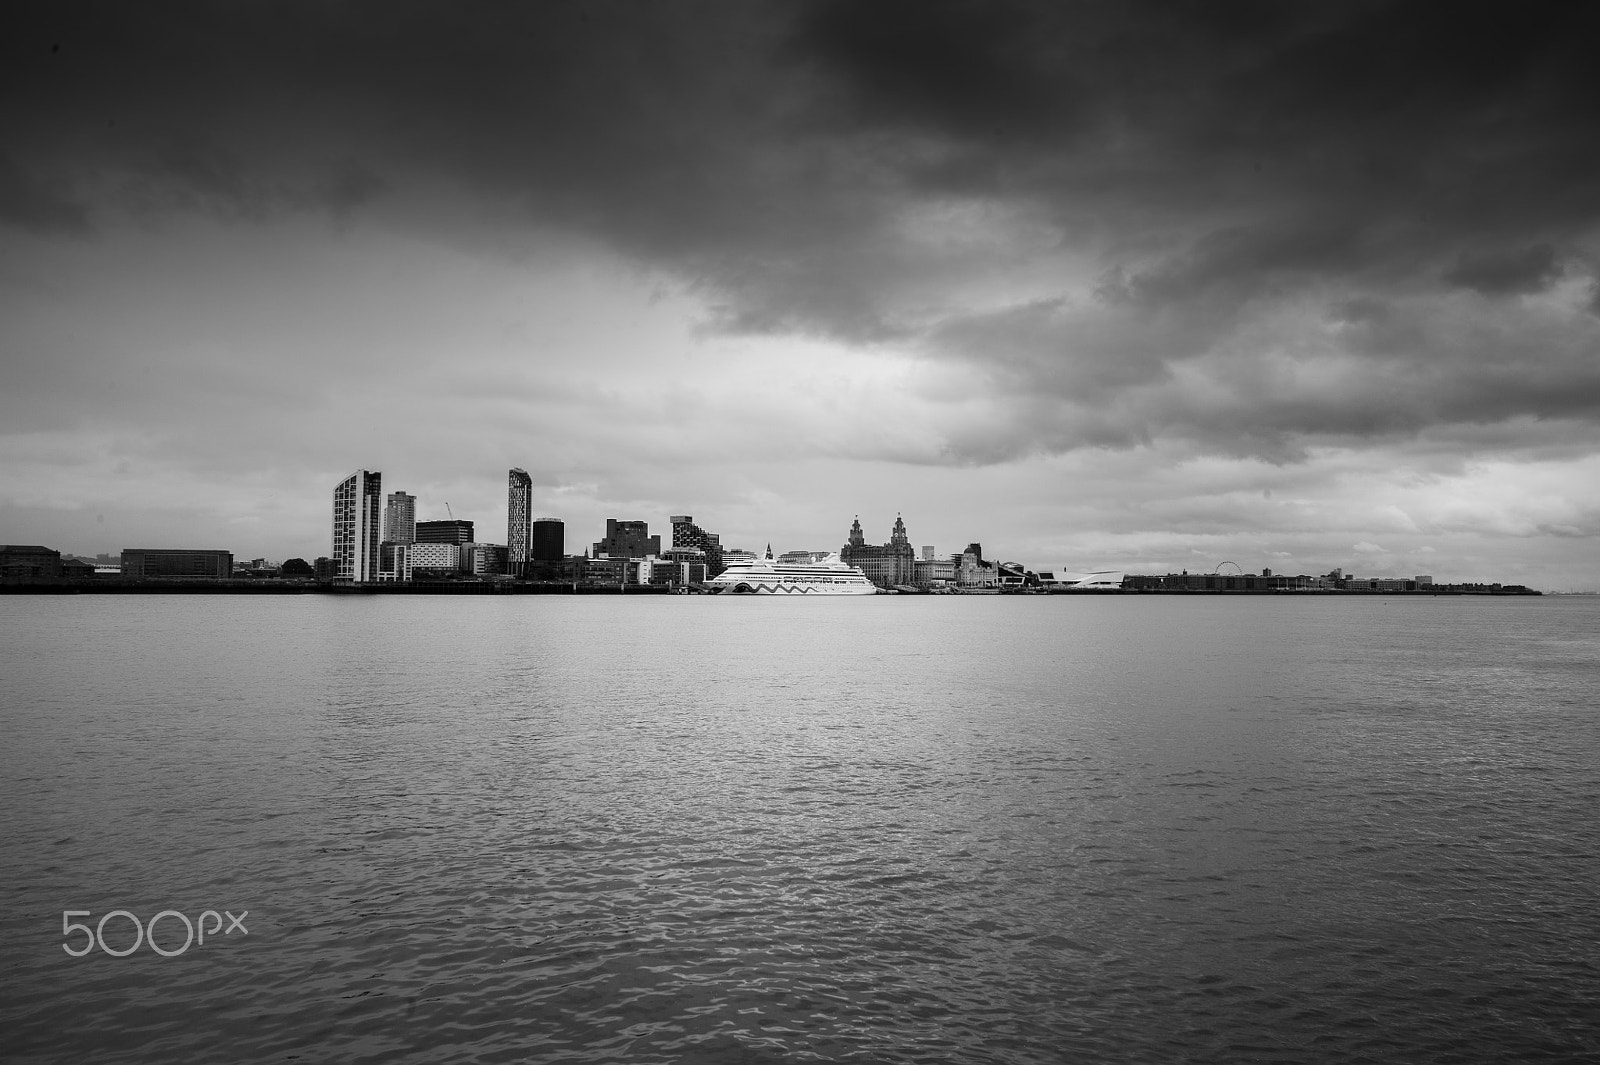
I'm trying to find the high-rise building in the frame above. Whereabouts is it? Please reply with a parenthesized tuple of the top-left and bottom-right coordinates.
(507, 468, 532, 574)
(670, 515, 724, 575)
(531, 518, 564, 562)
(333, 470, 383, 582)
(385, 491, 416, 544)
(416, 519, 474, 544)
(840, 514, 917, 590)
(593, 519, 659, 558)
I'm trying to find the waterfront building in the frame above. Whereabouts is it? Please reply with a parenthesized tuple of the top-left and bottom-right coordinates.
(841, 514, 917, 590)
(384, 491, 416, 545)
(378, 542, 411, 582)
(408, 542, 463, 577)
(0, 544, 63, 582)
(593, 519, 660, 559)
(954, 544, 1001, 590)
(670, 515, 724, 575)
(1343, 576, 1417, 592)
(332, 470, 383, 583)
(121, 548, 235, 579)
(997, 561, 1031, 589)
(582, 557, 638, 586)
(60, 557, 96, 578)
(914, 554, 955, 588)
(463, 543, 509, 577)
(507, 469, 532, 574)
(314, 556, 337, 581)
(531, 518, 564, 562)
(1038, 570, 1126, 591)
(644, 547, 709, 587)
(416, 519, 474, 545)
(1122, 572, 1334, 592)
(524, 555, 584, 583)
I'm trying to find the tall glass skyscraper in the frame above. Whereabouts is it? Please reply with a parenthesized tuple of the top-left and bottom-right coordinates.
(507, 468, 532, 574)
(332, 470, 382, 583)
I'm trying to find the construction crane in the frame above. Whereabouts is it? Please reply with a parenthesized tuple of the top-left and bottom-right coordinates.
(445, 502, 454, 520)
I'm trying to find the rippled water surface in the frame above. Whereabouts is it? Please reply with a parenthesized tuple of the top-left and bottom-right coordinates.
(3, 594, 1598, 1063)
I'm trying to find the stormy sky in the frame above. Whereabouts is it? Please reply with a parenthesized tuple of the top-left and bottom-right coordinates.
(4, 0, 1599, 588)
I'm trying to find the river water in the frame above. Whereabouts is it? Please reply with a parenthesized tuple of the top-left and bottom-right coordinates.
(2, 593, 1597, 1063)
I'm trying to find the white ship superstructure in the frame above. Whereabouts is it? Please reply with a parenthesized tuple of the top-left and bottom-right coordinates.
(707, 550, 876, 595)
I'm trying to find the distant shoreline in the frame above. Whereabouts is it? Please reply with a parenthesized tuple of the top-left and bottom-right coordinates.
(0, 581, 1545, 596)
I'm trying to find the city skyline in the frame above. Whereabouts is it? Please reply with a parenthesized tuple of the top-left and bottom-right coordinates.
(4, 4, 1599, 590)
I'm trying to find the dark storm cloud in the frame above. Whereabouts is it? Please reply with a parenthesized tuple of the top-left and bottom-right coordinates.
(6, 0, 1600, 461)
(1443, 244, 1564, 297)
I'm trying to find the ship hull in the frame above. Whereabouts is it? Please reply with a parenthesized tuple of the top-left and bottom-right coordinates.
(706, 552, 877, 595)
(712, 580, 877, 595)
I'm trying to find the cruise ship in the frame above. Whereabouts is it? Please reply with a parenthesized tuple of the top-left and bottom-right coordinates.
(707, 549, 877, 595)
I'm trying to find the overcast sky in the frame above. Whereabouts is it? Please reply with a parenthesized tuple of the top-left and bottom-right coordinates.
(4, 1, 1599, 588)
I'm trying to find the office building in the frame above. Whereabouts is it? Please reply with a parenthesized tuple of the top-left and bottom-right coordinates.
(507, 469, 533, 574)
(593, 519, 659, 559)
(914, 554, 955, 588)
(841, 514, 917, 590)
(384, 491, 416, 544)
(332, 470, 383, 582)
(463, 543, 509, 577)
(416, 519, 474, 544)
(582, 557, 638, 586)
(670, 515, 724, 575)
(531, 518, 564, 562)
(643, 546, 709, 587)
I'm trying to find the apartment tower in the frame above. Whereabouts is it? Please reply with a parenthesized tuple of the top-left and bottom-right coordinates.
(332, 470, 383, 582)
(507, 468, 533, 575)
(385, 491, 416, 544)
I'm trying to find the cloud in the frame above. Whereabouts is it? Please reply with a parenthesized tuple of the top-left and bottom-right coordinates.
(1443, 244, 1564, 296)
(0, 153, 90, 233)
(4, 1, 1600, 586)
